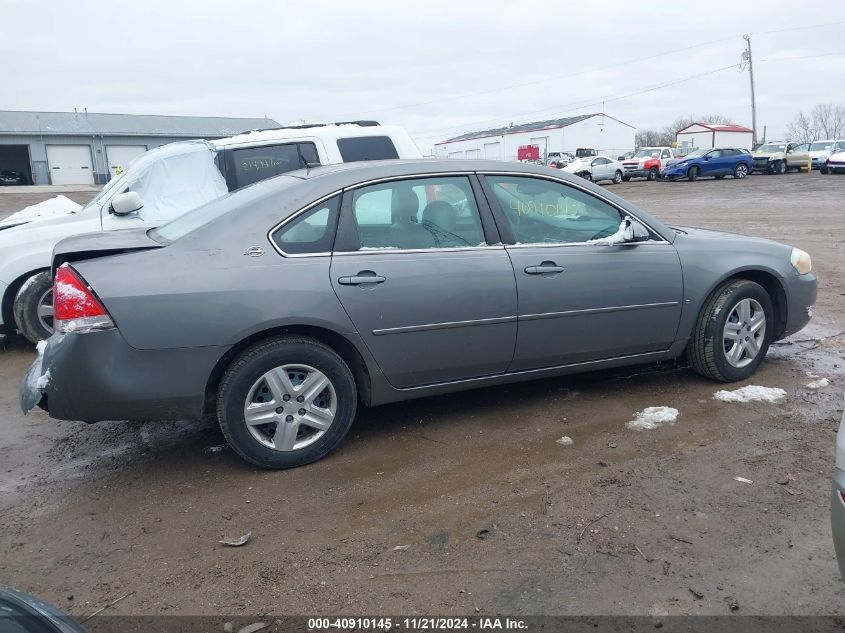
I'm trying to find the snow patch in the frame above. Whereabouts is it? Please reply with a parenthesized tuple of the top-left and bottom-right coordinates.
(626, 406, 679, 431)
(36, 340, 48, 354)
(3, 195, 81, 225)
(36, 370, 50, 389)
(806, 377, 830, 389)
(713, 385, 786, 403)
(585, 220, 628, 245)
(556, 436, 574, 446)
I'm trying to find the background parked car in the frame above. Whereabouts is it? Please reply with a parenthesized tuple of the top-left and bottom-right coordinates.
(0, 169, 27, 185)
(751, 141, 810, 174)
(622, 147, 675, 181)
(562, 155, 624, 183)
(546, 151, 574, 168)
(822, 149, 845, 174)
(808, 139, 845, 169)
(661, 148, 752, 181)
(0, 122, 422, 345)
(23, 159, 816, 469)
(575, 147, 598, 158)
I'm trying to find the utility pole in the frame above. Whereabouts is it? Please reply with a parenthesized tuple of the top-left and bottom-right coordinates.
(742, 34, 758, 147)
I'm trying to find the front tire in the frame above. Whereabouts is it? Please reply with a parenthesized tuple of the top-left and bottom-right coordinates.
(647, 167, 658, 181)
(688, 280, 773, 382)
(217, 336, 357, 469)
(612, 170, 623, 184)
(13, 271, 54, 344)
(687, 166, 699, 182)
(621, 175, 631, 182)
(820, 164, 829, 175)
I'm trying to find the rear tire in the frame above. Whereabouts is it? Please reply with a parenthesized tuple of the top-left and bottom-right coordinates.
(13, 271, 54, 344)
(687, 279, 773, 382)
(687, 166, 699, 182)
(733, 163, 749, 179)
(217, 336, 357, 469)
(621, 175, 631, 182)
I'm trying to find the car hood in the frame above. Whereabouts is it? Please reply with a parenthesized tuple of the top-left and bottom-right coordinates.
(753, 151, 781, 159)
(809, 150, 833, 158)
(672, 225, 783, 246)
(0, 210, 101, 242)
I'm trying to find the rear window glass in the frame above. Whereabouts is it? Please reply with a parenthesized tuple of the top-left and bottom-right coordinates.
(230, 142, 318, 189)
(337, 136, 399, 162)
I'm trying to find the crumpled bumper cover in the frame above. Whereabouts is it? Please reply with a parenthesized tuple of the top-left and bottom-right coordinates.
(21, 329, 228, 422)
(781, 273, 817, 339)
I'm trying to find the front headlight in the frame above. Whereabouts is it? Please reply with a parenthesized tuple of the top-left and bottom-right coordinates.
(791, 247, 812, 274)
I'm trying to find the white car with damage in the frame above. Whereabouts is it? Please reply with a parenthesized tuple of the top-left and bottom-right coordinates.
(0, 122, 422, 343)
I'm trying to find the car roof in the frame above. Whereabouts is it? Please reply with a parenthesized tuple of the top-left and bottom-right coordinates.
(213, 123, 411, 148)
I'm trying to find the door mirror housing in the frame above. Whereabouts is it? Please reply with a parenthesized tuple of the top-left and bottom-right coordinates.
(110, 191, 144, 216)
(622, 217, 651, 243)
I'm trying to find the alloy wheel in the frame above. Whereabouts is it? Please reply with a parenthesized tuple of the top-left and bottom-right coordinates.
(722, 298, 766, 368)
(37, 288, 54, 334)
(735, 164, 748, 179)
(243, 364, 337, 451)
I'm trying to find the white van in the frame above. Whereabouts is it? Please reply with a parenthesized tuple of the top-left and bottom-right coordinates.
(0, 122, 422, 343)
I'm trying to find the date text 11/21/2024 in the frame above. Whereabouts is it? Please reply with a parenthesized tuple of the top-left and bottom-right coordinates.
(307, 617, 529, 630)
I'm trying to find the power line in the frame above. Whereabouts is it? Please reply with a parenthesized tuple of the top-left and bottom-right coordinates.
(328, 18, 845, 121)
(410, 63, 742, 140)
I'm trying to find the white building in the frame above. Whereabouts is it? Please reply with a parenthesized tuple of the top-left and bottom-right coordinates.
(434, 113, 635, 162)
(675, 123, 754, 153)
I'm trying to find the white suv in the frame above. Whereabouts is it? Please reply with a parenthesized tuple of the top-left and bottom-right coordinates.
(0, 122, 422, 343)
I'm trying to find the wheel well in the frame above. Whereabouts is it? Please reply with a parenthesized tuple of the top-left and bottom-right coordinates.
(1, 268, 48, 335)
(725, 270, 788, 339)
(203, 325, 373, 414)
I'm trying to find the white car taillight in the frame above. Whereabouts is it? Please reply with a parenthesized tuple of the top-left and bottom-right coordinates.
(53, 263, 115, 334)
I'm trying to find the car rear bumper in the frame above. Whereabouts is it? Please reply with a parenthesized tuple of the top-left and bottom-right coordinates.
(832, 468, 845, 581)
(781, 273, 817, 339)
(24, 329, 228, 422)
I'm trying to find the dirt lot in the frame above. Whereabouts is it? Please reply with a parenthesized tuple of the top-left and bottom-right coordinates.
(1, 173, 843, 620)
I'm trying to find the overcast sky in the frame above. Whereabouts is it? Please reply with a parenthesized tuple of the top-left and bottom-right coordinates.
(2, 1, 844, 152)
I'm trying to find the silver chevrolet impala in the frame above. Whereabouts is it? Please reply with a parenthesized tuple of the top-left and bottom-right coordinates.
(22, 160, 817, 468)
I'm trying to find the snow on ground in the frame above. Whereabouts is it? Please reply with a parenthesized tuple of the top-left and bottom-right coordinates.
(556, 436, 574, 446)
(626, 406, 679, 431)
(713, 385, 786, 403)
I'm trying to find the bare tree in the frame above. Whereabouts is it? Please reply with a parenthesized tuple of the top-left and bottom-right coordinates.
(784, 103, 845, 141)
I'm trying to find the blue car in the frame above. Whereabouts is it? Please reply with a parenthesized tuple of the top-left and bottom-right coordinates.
(662, 148, 753, 181)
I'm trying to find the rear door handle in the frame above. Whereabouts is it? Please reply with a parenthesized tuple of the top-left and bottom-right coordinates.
(338, 271, 386, 285)
(525, 262, 564, 275)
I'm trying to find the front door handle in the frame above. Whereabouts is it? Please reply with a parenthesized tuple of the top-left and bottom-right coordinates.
(338, 271, 386, 285)
(525, 261, 564, 275)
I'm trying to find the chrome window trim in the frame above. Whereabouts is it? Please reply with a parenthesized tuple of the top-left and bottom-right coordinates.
(333, 245, 506, 257)
(479, 170, 671, 246)
(267, 189, 343, 257)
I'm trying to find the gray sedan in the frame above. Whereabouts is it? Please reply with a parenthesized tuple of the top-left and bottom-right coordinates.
(22, 160, 817, 469)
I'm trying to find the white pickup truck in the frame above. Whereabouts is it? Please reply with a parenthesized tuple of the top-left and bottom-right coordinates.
(0, 122, 422, 343)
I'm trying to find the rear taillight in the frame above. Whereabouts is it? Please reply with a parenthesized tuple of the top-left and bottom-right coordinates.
(53, 263, 114, 334)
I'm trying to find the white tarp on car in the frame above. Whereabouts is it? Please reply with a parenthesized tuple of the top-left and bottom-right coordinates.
(119, 140, 228, 224)
(0, 140, 228, 230)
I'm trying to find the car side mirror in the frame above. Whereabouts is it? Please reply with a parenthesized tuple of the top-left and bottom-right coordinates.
(110, 191, 144, 216)
(622, 217, 650, 243)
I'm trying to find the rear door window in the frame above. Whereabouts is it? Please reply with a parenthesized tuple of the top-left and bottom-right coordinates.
(337, 136, 399, 162)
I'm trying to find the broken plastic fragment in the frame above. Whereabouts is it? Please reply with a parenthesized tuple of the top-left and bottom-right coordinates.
(219, 532, 251, 547)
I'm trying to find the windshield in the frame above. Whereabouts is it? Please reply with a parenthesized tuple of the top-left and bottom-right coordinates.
(758, 144, 786, 152)
(810, 142, 835, 151)
(681, 149, 707, 159)
(634, 148, 661, 158)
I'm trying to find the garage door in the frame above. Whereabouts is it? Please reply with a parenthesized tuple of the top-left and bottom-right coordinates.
(465, 149, 481, 159)
(483, 142, 501, 160)
(46, 145, 94, 185)
(106, 145, 147, 179)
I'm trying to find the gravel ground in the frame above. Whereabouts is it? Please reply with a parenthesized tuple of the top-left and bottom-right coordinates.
(0, 172, 843, 620)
